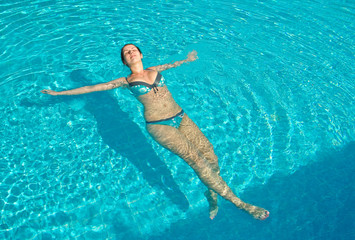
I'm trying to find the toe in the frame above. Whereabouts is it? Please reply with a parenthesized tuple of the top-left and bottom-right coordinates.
(260, 210, 269, 220)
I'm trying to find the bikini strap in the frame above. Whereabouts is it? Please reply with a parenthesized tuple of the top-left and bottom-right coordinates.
(154, 72, 162, 85)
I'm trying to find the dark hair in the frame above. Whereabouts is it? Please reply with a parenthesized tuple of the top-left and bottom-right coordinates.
(121, 44, 142, 65)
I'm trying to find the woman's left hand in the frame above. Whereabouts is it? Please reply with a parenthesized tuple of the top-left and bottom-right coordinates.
(186, 50, 198, 62)
(41, 89, 59, 95)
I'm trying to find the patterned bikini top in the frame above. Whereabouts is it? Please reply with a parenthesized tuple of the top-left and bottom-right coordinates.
(126, 71, 166, 97)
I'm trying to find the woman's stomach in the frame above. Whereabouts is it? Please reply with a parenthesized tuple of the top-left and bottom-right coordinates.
(138, 87, 182, 122)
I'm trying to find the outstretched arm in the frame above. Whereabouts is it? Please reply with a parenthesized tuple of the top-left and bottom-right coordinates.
(41, 77, 127, 96)
(149, 50, 198, 72)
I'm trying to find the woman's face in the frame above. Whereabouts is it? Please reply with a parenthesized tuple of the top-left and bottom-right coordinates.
(122, 45, 142, 66)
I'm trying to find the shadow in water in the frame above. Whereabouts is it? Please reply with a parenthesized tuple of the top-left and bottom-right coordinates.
(149, 141, 355, 240)
(23, 69, 189, 211)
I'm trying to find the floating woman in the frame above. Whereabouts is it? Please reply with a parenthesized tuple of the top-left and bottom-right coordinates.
(41, 44, 269, 220)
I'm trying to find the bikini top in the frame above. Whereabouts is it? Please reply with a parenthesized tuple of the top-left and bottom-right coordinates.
(126, 71, 166, 97)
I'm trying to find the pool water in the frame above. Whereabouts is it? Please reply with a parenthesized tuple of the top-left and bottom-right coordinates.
(1, 0, 354, 239)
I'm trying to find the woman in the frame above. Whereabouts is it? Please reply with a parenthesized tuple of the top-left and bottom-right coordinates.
(41, 44, 269, 220)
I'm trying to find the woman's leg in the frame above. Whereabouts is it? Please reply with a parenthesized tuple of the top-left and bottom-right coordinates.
(179, 114, 220, 173)
(146, 124, 269, 220)
(178, 114, 220, 219)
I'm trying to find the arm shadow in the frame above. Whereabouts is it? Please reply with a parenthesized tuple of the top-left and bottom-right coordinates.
(23, 69, 189, 211)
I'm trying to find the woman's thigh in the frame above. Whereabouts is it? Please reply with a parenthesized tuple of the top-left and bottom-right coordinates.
(178, 114, 219, 166)
(146, 123, 200, 164)
(146, 123, 219, 182)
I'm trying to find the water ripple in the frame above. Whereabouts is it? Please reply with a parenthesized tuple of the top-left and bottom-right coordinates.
(0, 0, 354, 239)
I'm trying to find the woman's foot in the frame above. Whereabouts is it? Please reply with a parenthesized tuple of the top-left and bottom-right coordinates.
(204, 190, 218, 220)
(242, 203, 269, 220)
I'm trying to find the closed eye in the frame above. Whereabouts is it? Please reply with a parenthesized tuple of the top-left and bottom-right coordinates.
(124, 49, 138, 55)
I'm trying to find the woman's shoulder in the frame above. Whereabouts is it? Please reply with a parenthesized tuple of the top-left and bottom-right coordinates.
(108, 77, 129, 87)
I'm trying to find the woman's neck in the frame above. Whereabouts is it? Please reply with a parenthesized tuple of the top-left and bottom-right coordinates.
(129, 62, 144, 75)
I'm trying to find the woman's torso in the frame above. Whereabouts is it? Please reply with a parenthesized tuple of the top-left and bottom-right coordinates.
(126, 69, 182, 121)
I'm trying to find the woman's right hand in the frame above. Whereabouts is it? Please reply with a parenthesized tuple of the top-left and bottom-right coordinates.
(41, 89, 59, 95)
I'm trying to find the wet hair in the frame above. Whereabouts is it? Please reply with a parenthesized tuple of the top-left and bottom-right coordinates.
(121, 44, 142, 65)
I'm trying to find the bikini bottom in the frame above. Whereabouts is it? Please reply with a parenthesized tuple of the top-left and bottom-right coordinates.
(146, 110, 185, 129)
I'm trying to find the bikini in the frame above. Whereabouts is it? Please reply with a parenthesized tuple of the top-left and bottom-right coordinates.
(126, 70, 185, 128)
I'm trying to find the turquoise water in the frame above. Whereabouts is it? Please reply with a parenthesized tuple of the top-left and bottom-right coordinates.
(1, 0, 354, 239)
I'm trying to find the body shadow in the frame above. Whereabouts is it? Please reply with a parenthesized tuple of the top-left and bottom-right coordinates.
(23, 69, 189, 211)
